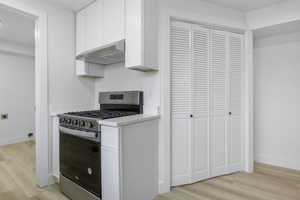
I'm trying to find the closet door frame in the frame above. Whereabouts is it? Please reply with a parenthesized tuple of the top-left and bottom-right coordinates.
(170, 21, 244, 185)
(159, 14, 252, 193)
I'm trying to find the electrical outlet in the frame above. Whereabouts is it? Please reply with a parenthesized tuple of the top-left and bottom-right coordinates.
(1, 114, 8, 120)
(28, 133, 34, 138)
(157, 106, 161, 114)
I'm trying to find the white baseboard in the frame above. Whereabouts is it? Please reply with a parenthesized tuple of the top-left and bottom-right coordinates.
(48, 174, 59, 185)
(0, 136, 34, 147)
(255, 154, 300, 171)
(159, 180, 170, 194)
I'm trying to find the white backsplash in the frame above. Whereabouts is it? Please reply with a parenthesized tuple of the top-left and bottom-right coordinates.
(94, 63, 160, 114)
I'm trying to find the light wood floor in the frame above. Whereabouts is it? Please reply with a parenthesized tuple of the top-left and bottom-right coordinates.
(0, 141, 68, 200)
(155, 163, 300, 200)
(1, 141, 300, 200)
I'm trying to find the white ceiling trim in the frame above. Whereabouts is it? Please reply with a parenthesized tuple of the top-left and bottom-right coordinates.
(202, 0, 286, 12)
(0, 38, 34, 57)
(0, 6, 35, 46)
(46, 0, 96, 11)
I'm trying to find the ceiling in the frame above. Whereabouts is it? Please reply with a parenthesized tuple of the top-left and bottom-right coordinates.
(46, 0, 286, 12)
(202, 0, 285, 11)
(46, 0, 95, 11)
(254, 20, 300, 38)
(0, 0, 289, 47)
(0, 6, 35, 47)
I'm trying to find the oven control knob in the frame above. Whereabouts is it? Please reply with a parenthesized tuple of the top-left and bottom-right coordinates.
(73, 120, 78, 125)
(59, 118, 65, 123)
(80, 121, 85, 127)
(89, 122, 94, 129)
(67, 119, 71, 124)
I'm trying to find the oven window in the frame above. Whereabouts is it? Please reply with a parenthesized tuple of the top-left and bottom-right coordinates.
(60, 132, 101, 197)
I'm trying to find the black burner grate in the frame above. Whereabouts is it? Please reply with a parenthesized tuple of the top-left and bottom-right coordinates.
(66, 110, 138, 119)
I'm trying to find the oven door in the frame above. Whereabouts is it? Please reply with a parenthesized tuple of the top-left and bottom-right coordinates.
(59, 127, 101, 198)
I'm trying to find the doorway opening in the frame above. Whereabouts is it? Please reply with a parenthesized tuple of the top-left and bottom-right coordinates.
(252, 20, 300, 171)
(0, 0, 49, 188)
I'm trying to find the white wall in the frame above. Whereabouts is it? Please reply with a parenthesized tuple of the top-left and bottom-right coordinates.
(254, 31, 300, 170)
(5, 0, 95, 178)
(161, 0, 246, 30)
(247, 0, 300, 30)
(0, 52, 35, 145)
(11, 0, 95, 113)
(94, 63, 159, 114)
(0, 39, 34, 57)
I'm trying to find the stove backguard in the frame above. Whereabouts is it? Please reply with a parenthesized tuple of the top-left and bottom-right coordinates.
(99, 91, 143, 114)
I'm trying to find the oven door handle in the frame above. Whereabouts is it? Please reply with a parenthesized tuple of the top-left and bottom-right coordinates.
(59, 127, 98, 141)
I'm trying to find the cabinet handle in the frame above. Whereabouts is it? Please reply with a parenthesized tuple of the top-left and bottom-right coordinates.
(229, 112, 232, 115)
(190, 114, 193, 118)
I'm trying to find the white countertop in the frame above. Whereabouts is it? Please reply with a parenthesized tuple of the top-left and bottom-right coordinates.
(51, 111, 160, 127)
(98, 113, 160, 127)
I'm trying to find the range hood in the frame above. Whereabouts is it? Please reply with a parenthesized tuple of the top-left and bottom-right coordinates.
(76, 39, 125, 65)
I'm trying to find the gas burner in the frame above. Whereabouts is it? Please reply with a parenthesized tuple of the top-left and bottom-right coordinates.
(58, 91, 143, 132)
(66, 110, 138, 119)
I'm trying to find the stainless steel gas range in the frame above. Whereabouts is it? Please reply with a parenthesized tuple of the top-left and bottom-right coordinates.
(58, 91, 143, 200)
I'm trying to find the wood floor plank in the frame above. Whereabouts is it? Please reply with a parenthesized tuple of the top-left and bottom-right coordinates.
(0, 141, 67, 200)
(1, 142, 300, 200)
(155, 164, 300, 200)
(0, 163, 17, 193)
(0, 191, 21, 200)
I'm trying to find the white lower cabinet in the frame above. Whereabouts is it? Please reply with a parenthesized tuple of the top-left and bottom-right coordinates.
(101, 118, 159, 200)
(101, 146, 120, 200)
(171, 20, 243, 186)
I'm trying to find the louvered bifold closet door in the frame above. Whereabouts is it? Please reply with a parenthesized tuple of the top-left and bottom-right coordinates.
(170, 21, 193, 186)
(191, 24, 210, 183)
(227, 33, 243, 172)
(210, 30, 228, 177)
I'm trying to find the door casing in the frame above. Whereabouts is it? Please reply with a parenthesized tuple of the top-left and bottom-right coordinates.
(0, 0, 50, 187)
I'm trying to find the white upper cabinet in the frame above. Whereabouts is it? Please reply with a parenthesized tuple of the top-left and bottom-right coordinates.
(76, 8, 86, 55)
(75, 0, 124, 78)
(102, 0, 125, 45)
(125, 0, 158, 71)
(85, 0, 103, 52)
(76, 0, 125, 55)
(76, 0, 158, 74)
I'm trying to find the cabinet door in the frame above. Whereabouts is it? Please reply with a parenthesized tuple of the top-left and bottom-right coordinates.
(170, 21, 193, 186)
(227, 34, 243, 172)
(101, 147, 120, 200)
(191, 25, 210, 182)
(101, 126, 120, 200)
(85, 0, 103, 51)
(102, 0, 125, 44)
(125, 0, 143, 68)
(76, 9, 86, 55)
(210, 30, 228, 177)
(125, 0, 158, 71)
